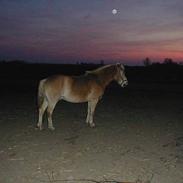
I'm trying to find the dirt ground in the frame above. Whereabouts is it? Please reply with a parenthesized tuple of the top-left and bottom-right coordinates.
(0, 83, 183, 183)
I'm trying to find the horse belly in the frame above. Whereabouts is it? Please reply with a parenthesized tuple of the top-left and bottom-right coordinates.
(61, 86, 89, 103)
(61, 92, 88, 103)
(61, 78, 102, 103)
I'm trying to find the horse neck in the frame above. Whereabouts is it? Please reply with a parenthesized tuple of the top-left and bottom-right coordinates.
(96, 66, 116, 88)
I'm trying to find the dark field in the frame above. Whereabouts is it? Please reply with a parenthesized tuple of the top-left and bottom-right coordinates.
(0, 63, 183, 183)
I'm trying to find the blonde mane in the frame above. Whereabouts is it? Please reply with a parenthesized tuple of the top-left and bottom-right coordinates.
(85, 65, 112, 75)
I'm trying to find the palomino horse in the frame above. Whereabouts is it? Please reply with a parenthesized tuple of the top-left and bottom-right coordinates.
(37, 63, 128, 130)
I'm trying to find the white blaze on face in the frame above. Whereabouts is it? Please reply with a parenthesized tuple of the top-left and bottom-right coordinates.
(112, 9, 117, 15)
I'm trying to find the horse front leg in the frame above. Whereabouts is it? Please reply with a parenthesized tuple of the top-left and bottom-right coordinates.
(88, 99, 98, 128)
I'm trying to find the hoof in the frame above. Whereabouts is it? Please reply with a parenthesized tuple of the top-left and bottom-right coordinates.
(35, 125, 43, 131)
(48, 126, 55, 131)
(89, 123, 96, 128)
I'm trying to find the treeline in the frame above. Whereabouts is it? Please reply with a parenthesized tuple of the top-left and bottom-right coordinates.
(0, 60, 183, 83)
(143, 57, 182, 67)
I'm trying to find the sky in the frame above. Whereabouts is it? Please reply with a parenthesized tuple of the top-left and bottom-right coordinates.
(0, 0, 183, 65)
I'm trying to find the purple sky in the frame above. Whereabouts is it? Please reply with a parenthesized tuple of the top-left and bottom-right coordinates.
(0, 0, 183, 65)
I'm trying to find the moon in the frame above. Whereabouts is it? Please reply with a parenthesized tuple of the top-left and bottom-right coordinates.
(112, 9, 117, 15)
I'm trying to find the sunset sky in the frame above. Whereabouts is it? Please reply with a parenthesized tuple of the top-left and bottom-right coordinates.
(0, 0, 183, 65)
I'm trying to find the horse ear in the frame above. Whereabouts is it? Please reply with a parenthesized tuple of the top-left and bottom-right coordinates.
(116, 63, 121, 67)
(116, 63, 124, 70)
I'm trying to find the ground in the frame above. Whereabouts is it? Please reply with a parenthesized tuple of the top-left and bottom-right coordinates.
(0, 82, 183, 183)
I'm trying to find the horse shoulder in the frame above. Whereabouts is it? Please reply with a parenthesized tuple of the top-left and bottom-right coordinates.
(84, 75, 104, 98)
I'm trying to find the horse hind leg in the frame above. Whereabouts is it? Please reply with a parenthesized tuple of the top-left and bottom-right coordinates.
(37, 99, 48, 130)
(86, 101, 91, 124)
(47, 101, 57, 131)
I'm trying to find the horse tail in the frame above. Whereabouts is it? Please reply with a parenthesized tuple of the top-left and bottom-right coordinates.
(38, 79, 46, 108)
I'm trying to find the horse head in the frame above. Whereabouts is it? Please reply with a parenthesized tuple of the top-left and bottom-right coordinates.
(115, 63, 128, 87)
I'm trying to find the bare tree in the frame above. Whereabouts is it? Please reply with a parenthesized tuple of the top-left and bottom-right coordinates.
(143, 57, 151, 67)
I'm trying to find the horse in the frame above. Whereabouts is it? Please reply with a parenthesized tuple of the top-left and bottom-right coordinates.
(36, 63, 128, 130)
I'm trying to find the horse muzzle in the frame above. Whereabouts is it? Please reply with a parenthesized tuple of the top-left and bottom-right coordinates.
(120, 80, 128, 87)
